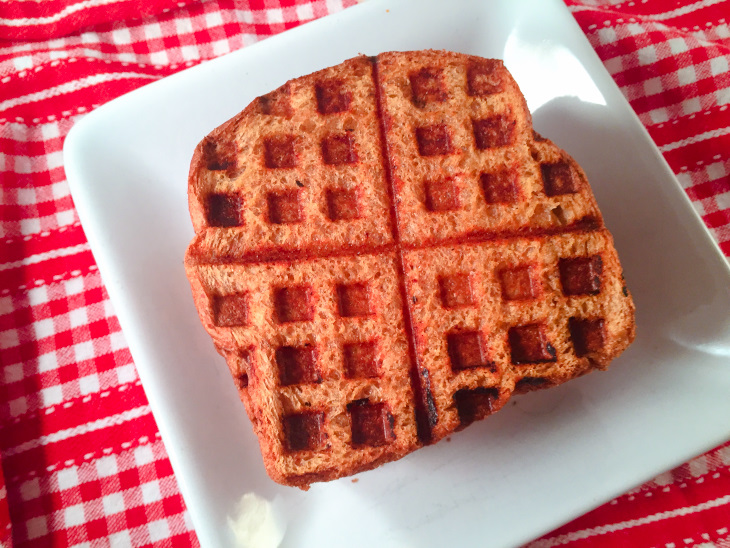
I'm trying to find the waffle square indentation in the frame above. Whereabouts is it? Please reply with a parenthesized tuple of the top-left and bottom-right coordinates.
(284, 412, 325, 452)
(326, 188, 360, 221)
(508, 324, 557, 364)
(276, 345, 321, 386)
(454, 387, 500, 427)
(473, 116, 516, 150)
(439, 274, 474, 308)
(343, 342, 379, 379)
(274, 286, 313, 323)
(348, 400, 395, 447)
(569, 317, 606, 356)
(541, 161, 579, 196)
(415, 124, 453, 156)
(267, 190, 302, 225)
(559, 255, 603, 296)
(206, 192, 242, 227)
(481, 169, 519, 204)
(316, 79, 351, 114)
(336, 283, 371, 317)
(202, 137, 235, 171)
(499, 266, 539, 301)
(264, 135, 298, 168)
(424, 179, 460, 212)
(212, 293, 248, 327)
(447, 331, 493, 371)
(258, 85, 292, 117)
(467, 61, 504, 96)
(410, 67, 447, 106)
(321, 133, 357, 165)
(233, 350, 251, 389)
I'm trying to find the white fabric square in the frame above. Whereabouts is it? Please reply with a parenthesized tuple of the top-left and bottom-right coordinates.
(20, 217, 41, 235)
(96, 455, 118, 477)
(112, 28, 132, 44)
(110, 330, 128, 352)
(148, 519, 171, 542)
(149, 50, 170, 65)
(41, 385, 63, 407)
(212, 39, 230, 56)
(0, 328, 19, 350)
(326, 0, 344, 13)
(3, 362, 23, 383)
(57, 467, 80, 490)
(597, 27, 617, 44)
(28, 285, 49, 307)
(33, 314, 55, 339)
(643, 77, 663, 96)
(134, 444, 154, 467)
(56, 208, 77, 227)
(710, 56, 729, 76)
(108, 531, 133, 548)
(26, 516, 48, 540)
(682, 97, 701, 114)
(117, 363, 137, 384)
(79, 373, 100, 395)
(180, 45, 200, 61)
(14, 156, 32, 174)
(20, 479, 41, 501)
(721, 444, 730, 466)
(624, 23, 644, 36)
(38, 351, 58, 373)
(266, 8, 284, 23)
(41, 123, 60, 140)
(102, 492, 125, 515)
(715, 190, 730, 211)
(706, 162, 726, 182)
(9, 396, 28, 416)
(668, 37, 689, 54)
(47, 150, 64, 170)
(51, 181, 69, 200)
(64, 504, 85, 527)
(717, 87, 730, 105)
(69, 307, 88, 328)
(65, 276, 84, 296)
(145, 22, 163, 39)
(205, 11, 223, 27)
(677, 66, 697, 85)
(689, 456, 709, 477)
(16, 187, 36, 206)
(141, 481, 162, 504)
(604, 57, 623, 75)
(74, 341, 95, 362)
(175, 17, 194, 34)
(296, 3, 314, 20)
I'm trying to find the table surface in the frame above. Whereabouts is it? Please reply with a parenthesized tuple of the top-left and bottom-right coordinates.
(1, 1, 729, 547)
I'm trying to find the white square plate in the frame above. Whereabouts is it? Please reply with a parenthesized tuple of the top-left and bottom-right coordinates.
(64, 0, 730, 546)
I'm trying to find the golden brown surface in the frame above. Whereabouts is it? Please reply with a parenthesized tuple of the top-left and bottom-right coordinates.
(185, 50, 636, 489)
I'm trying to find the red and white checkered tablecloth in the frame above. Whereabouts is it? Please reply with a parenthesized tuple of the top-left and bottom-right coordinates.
(0, 0, 728, 546)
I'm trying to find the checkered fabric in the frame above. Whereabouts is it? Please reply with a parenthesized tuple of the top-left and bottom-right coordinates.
(0, 0, 727, 546)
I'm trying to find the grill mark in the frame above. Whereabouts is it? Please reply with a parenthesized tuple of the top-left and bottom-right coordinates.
(188, 217, 602, 266)
(372, 56, 434, 445)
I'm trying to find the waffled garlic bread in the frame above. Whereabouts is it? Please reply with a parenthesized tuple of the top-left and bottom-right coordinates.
(185, 50, 635, 488)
